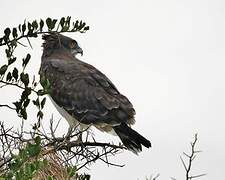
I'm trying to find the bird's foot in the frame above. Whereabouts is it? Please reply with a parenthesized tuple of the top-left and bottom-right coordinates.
(62, 129, 83, 145)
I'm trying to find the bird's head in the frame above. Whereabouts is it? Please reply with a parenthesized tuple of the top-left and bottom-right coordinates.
(42, 33, 83, 58)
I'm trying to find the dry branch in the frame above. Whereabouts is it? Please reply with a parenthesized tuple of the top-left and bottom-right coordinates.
(180, 134, 206, 180)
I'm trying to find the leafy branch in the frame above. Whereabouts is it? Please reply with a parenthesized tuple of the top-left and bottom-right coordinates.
(0, 16, 90, 127)
(0, 17, 89, 47)
(0, 120, 125, 179)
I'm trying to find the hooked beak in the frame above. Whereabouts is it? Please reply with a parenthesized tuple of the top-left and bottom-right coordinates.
(76, 46, 83, 56)
(71, 46, 83, 56)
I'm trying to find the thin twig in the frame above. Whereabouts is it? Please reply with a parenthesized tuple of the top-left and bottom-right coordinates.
(0, 30, 82, 47)
(0, 80, 38, 94)
(0, 104, 16, 110)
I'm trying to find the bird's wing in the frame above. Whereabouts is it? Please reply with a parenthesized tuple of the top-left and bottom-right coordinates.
(40, 59, 135, 126)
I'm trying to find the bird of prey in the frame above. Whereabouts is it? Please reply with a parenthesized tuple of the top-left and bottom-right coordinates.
(39, 33, 151, 153)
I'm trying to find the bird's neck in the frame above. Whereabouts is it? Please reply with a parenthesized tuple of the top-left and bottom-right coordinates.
(42, 47, 77, 61)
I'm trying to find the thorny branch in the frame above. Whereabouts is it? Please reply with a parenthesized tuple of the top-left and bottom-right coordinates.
(146, 173, 160, 180)
(0, 120, 125, 174)
(180, 134, 206, 180)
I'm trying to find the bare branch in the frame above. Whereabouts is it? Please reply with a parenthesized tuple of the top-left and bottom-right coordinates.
(180, 156, 188, 171)
(0, 104, 16, 110)
(189, 173, 207, 179)
(180, 134, 206, 180)
(147, 174, 160, 180)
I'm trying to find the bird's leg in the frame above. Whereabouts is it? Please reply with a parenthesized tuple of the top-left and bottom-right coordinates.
(74, 124, 83, 143)
(64, 126, 73, 141)
(65, 125, 83, 142)
(57, 127, 71, 150)
(77, 130, 83, 142)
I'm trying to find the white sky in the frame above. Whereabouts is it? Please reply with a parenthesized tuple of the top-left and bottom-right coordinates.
(1, 0, 225, 179)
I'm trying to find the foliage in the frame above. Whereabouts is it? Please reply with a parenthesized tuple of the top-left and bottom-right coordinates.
(2, 136, 45, 179)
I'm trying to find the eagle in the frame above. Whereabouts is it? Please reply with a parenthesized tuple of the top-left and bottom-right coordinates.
(39, 33, 151, 153)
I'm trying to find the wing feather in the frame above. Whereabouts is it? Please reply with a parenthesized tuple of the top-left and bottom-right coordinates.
(39, 58, 135, 126)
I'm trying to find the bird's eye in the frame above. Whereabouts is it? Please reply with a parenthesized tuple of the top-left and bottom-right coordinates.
(70, 41, 77, 49)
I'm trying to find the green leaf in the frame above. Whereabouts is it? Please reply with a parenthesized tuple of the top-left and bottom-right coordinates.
(35, 136, 41, 145)
(47, 176, 53, 180)
(20, 73, 29, 86)
(21, 87, 31, 99)
(61, 25, 69, 32)
(46, 18, 52, 26)
(25, 163, 33, 176)
(27, 142, 41, 157)
(37, 110, 43, 119)
(6, 72, 12, 81)
(40, 97, 46, 109)
(83, 26, 90, 31)
(22, 54, 31, 67)
(22, 23, 26, 34)
(29, 32, 38, 37)
(32, 123, 38, 130)
(39, 19, 44, 32)
(65, 16, 71, 26)
(43, 159, 48, 166)
(23, 98, 30, 108)
(5, 48, 11, 57)
(74, 20, 79, 29)
(32, 20, 38, 29)
(30, 162, 36, 173)
(28, 22, 32, 31)
(46, 18, 57, 30)
(12, 67, 19, 80)
(40, 76, 51, 91)
(46, 18, 53, 30)
(0, 65, 8, 75)
(78, 21, 86, 30)
(8, 57, 16, 65)
(79, 174, 91, 180)
(12, 28, 18, 38)
(67, 166, 77, 177)
(18, 24, 21, 32)
(13, 101, 21, 112)
(60, 17, 65, 27)
(33, 99, 40, 107)
(34, 160, 41, 170)
(37, 89, 45, 96)
(4, 27, 11, 38)
(0, 37, 3, 44)
(27, 22, 34, 36)
(15, 171, 22, 179)
(32, 98, 40, 107)
(20, 108, 27, 119)
(51, 19, 57, 29)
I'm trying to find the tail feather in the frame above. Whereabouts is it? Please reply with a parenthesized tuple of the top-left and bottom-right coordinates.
(113, 123, 151, 154)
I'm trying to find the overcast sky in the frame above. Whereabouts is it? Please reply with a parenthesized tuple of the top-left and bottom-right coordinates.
(1, 0, 225, 179)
